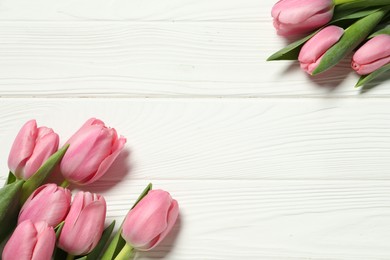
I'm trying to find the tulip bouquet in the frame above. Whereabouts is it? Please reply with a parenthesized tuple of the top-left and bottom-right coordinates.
(0, 119, 179, 260)
(268, 0, 390, 88)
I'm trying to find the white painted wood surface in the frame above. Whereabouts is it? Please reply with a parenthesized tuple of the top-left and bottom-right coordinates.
(0, 1, 389, 259)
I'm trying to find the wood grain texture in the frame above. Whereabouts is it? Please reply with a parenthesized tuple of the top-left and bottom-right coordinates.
(0, 21, 387, 97)
(0, 0, 266, 21)
(0, 0, 390, 259)
(73, 179, 390, 260)
(0, 98, 390, 181)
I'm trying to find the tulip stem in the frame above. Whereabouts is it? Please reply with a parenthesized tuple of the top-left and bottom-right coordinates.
(60, 180, 69, 188)
(114, 243, 134, 260)
(66, 254, 75, 260)
(333, 0, 357, 4)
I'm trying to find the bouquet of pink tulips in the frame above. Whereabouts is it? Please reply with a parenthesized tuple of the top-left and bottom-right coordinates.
(0, 119, 179, 260)
(268, 0, 390, 88)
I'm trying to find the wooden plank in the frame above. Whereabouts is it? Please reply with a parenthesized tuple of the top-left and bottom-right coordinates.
(0, 0, 266, 21)
(1, 98, 390, 181)
(81, 179, 390, 260)
(0, 22, 387, 98)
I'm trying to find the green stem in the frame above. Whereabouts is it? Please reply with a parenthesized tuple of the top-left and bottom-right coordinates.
(334, 0, 390, 6)
(114, 244, 134, 260)
(66, 254, 75, 260)
(333, 0, 357, 5)
(60, 180, 70, 188)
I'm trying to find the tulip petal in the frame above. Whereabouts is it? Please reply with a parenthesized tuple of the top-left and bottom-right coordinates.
(2, 220, 37, 260)
(59, 198, 106, 255)
(271, 0, 333, 36)
(8, 120, 37, 176)
(145, 199, 179, 251)
(122, 190, 172, 249)
(353, 35, 390, 64)
(83, 136, 126, 185)
(23, 130, 59, 179)
(31, 223, 56, 260)
(19, 184, 71, 227)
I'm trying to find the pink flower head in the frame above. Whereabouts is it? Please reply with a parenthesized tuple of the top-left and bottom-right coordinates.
(121, 190, 179, 251)
(8, 120, 59, 180)
(2, 220, 56, 260)
(60, 118, 126, 185)
(272, 0, 334, 36)
(58, 191, 106, 256)
(299, 25, 344, 74)
(18, 184, 71, 227)
(352, 34, 390, 75)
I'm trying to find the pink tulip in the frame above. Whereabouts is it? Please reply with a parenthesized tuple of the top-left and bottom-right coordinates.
(352, 34, 390, 75)
(121, 190, 179, 251)
(8, 120, 59, 180)
(18, 184, 71, 227)
(2, 220, 56, 260)
(60, 118, 126, 185)
(58, 191, 106, 255)
(271, 0, 334, 36)
(298, 25, 344, 74)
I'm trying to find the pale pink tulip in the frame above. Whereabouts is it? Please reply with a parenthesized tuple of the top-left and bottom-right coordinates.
(8, 120, 59, 179)
(352, 34, 390, 75)
(272, 0, 334, 36)
(60, 118, 126, 185)
(18, 184, 71, 227)
(58, 191, 106, 255)
(299, 25, 344, 74)
(2, 220, 55, 260)
(122, 190, 179, 251)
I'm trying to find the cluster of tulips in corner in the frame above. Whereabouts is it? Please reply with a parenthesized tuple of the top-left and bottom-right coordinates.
(0, 119, 179, 260)
(268, 0, 390, 88)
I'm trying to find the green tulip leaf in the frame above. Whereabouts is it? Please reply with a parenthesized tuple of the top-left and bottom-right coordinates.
(78, 221, 116, 260)
(5, 171, 16, 185)
(55, 221, 65, 239)
(101, 183, 152, 260)
(131, 183, 153, 209)
(369, 24, 390, 38)
(51, 222, 66, 260)
(332, 7, 380, 22)
(266, 30, 319, 61)
(355, 63, 390, 87)
(267, 8, 381, 61)
(0, 179, 24, 242)
(334, 0, 390, 11)
(313, 10, 387, 75)
(21, 144, 69, 204)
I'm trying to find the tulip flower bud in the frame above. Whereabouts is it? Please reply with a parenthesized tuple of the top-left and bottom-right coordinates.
(298, 25, 344, 74)
(18, 184, 71, 227)
(2, 220, 56, 260)
(121, 190, 179, 251)
(271, 0, 334, 36)
(352, 34, 390, 75)
(58, 191, 106, 256)
(60, 118, 126, 185)
(8, 120, 59, 180)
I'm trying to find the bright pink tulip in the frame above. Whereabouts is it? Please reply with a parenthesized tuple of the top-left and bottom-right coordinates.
(299, 25, 344, 74)
(58, 191, 106, 255)
(352, 34, 390, 75)
(18, 184, 71, 227)
(271, 0, 334, 36)
(2, 220, 56, 260)
(121, 190, 179, 251)
(8, 120, 59, 180)
(60, 118, 126, 185)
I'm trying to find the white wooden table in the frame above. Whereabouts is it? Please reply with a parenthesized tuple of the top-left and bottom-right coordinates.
(0, 1, 390, 259)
